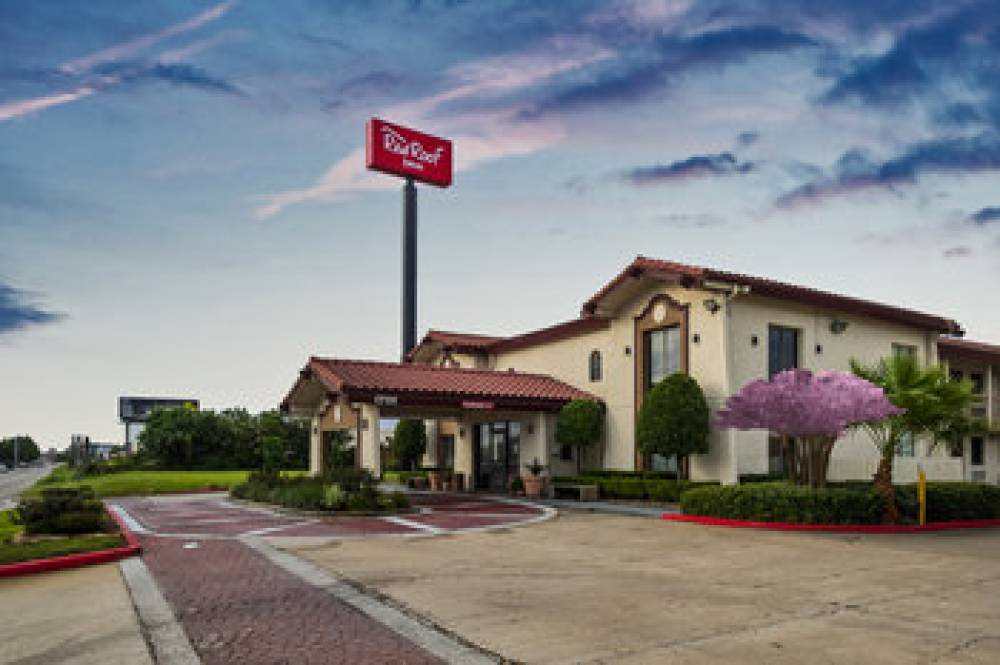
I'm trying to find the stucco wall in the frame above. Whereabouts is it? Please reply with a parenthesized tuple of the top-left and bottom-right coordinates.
(727, 294, 939, 478)
(493, 283, 727, 477)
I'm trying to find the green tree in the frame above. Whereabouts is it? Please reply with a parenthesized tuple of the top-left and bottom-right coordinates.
(0, 435, 41, 466)
(851, 355, 978, 523)
(637, 374, 710, 479)
(391, 420, 427, 471)
(555, 400, 604, 473)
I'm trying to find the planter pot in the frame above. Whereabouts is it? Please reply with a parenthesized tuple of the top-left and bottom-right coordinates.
(428, 471, 443, 492)
(523, 475, 545, 499)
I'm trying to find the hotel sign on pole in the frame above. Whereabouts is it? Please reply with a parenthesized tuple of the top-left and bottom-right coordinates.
(365, 118, 454, 360)
(366, 118, 453, 187)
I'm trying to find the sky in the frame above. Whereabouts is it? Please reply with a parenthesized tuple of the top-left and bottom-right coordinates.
(2, 0, 1000, 448)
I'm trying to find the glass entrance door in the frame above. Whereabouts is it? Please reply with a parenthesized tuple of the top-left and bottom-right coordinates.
(475, 421, 521, 491)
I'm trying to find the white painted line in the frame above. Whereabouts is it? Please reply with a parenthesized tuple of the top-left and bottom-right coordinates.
(381, 515, 446, 535)
(242, 538, 498, 665)
(242, 520, 319, 537)
(119, 557, 201, 665)
(108, 503, 151, 535)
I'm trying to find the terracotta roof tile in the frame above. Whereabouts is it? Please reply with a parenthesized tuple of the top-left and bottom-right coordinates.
(938, 337, 1000, 361)
(307, 357, 598, 405)
(583, 255, 963, 334)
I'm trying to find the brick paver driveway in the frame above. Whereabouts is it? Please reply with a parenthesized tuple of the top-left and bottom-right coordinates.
(111, 493, 548, 664)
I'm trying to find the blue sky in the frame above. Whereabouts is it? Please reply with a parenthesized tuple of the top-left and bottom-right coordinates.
(2, 0, 1000, 447)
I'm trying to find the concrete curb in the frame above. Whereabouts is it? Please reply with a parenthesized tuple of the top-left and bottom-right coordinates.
(0, 505, 141, 578)
(242, 537, 500, 665)
(119, 556, 202, 665)
(661, 513, 1000, 532)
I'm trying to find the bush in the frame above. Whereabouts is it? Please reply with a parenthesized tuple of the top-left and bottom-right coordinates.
(16, 486, 109, 535)
(383, 470, 428, 485)
(391, 420, 427, 471)
(553, 475, 708, 502)
(896, 482, 1000, 522)
(230, 474, 408, 514)
(680, 482, 884, 525)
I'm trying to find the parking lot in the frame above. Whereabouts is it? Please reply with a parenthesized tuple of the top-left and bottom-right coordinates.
(287, 510, 1000, 665)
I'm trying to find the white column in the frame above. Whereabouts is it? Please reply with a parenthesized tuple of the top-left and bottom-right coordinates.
(359, 403, 382, 478)
(720, 297, 739, 485)
(454, 416, 474, 491)
(309, 413, 322, 477)
(423, 419, 438, 468)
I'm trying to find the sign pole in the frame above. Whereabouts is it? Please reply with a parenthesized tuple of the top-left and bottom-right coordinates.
(402, 176, 417, 359)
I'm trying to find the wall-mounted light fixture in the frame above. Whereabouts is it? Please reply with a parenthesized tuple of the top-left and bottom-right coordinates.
(624, 345, 632, 356)
(692, 333, 701, 344)
(459, 427, 466, 438)
(815, 344, 823, 355)
(527, 422, 534, 435)
(703, 298, 721, 314)
(830, 319, 849, 335)
(751, 334, 759, 347)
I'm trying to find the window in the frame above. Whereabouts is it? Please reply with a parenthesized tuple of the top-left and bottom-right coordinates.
(971, 436, 984, 466)
(768, 325, 799, 378)
(950, 439, 964, 458)
(559, 444, 573, 461)
(970, 372, 985, 395)
(589, 350, 602, 382)
(644, 326, 681, 390)
(896, 432, 914, 457)
(892, 344, 917, 361)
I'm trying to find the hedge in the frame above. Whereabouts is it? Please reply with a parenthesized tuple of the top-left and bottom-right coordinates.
(679, 481, 1000, 525)
(895, 482, 1000, 522)
(554, 476, 712, 502)
(680, 483, 884, 524)
(382, 470, 428, 484)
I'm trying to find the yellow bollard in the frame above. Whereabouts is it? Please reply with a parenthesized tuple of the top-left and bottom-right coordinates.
(918, 468, 927, 527)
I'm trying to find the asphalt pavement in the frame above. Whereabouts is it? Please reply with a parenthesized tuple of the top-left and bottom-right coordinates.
(0, 463, 51, 510)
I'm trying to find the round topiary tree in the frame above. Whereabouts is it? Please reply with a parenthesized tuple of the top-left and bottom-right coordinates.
(556, 399, 604, 473)
(637, 374, 710, 479)
(391, 419, 427, 471)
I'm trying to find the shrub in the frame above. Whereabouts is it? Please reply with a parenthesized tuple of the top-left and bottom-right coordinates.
(230, 472, 406, 514)
(391, 420, 427, 471)
(16, 486, 109, 535)
(555, 400, 604, 473)
(637, 374, 710, 476)
(895, 482, 1000, 522)
(680, 482, 884, 525)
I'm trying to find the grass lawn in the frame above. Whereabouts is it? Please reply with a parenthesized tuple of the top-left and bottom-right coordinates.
(0, 509, 125, 565)
(29, 467, 309, 498)
(29, 468, 260, 498)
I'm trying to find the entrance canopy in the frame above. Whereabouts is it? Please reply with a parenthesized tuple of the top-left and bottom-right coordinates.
(281, 357, 599, 415)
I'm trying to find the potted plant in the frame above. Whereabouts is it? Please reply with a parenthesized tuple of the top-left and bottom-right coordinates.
(427, 467, 443, 491)
(509, 476, 525, 496)
(522, 457, 546, 498)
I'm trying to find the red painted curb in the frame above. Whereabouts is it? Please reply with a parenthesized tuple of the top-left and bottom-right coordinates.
(660, 513, 1000, 533)
(0, 505, 142, 578)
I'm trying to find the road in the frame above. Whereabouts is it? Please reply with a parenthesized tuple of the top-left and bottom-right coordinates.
(0, 464, 51, 510)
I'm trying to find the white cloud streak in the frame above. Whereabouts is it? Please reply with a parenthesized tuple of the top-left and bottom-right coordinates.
(0, 2, 239, 123)
(58, 0, 238, 74)
(255, 39, 613, 218)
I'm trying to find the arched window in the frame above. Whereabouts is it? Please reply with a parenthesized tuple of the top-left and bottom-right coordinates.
(589, 350, 602, 382)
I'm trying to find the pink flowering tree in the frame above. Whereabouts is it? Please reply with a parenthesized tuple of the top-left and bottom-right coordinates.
(716, 369, 903, 488)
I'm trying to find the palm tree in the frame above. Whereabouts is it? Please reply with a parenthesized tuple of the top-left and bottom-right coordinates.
(850, 355, 977, 523)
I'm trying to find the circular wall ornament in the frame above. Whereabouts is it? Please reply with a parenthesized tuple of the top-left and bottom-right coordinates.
(652, 301, 668, 323)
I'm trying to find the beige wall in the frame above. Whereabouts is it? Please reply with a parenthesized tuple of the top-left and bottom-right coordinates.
(493, 282, 727, 477)
(728, 294, 937, 478)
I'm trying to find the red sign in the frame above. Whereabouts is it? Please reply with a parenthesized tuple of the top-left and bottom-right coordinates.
(461, 400, 495, 410)
(366, 118, 453, 187)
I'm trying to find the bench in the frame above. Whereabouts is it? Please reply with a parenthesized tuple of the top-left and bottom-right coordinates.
(553, 484, 599, 502)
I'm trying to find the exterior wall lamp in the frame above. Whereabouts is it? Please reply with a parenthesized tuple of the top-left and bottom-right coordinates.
(830, 319, 850, 335)
(703, 298, 721, 314)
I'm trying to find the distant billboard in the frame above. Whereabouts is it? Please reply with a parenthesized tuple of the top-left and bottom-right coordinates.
(366, 118, 453, 187)
(118, 397, 199, 423)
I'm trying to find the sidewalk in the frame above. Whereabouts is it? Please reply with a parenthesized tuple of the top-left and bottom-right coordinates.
(0, 562, 152, 665)
(532, 497, 678, 517)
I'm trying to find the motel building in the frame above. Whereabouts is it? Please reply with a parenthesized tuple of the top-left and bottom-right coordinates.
(281, 256, 1000, 490)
